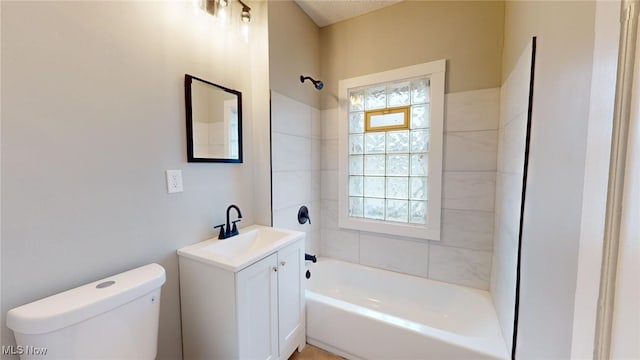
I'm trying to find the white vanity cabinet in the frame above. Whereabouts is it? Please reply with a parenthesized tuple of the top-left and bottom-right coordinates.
(178, 232, 305, 360)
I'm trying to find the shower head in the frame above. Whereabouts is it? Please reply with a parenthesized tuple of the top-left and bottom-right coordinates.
(300, 75, 324, 90)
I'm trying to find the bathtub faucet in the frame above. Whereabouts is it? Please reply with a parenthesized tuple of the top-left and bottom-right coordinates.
(214, 204, 242, 239)
(305, 253, 317, 263)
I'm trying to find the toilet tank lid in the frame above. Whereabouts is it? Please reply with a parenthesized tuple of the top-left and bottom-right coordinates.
(6, 263, 166, 335)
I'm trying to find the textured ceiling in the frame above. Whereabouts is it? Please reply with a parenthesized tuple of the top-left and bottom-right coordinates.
(294, 0, 403, 27)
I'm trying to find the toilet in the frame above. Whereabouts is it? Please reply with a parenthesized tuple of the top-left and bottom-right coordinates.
(6, 263, 166, 360)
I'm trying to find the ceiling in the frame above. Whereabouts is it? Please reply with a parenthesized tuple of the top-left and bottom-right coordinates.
(294, 0, 403, 28)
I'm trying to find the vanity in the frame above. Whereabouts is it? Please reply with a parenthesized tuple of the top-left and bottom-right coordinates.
(177, 225, 306, 360)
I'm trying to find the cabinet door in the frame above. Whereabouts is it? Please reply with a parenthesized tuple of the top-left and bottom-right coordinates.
(277, 240, 305, 358)
(237, 253, 279, 360)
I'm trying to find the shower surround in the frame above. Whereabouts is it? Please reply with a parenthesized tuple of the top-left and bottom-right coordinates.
(319, 87, 500, 290)
(271, 91, 322, 255)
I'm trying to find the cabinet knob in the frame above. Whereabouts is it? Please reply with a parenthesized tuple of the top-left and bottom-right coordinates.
(280, 261, 286, 266)
(273, 267, 278, 272)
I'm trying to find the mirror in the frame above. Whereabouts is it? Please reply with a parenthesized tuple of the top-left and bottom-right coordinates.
(185, 74, 242, 163)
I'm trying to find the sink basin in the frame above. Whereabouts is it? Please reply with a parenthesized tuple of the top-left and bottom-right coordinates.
(177, 225, 305, 272)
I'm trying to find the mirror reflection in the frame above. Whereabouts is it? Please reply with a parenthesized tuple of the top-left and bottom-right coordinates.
(185, 74, 242, 163)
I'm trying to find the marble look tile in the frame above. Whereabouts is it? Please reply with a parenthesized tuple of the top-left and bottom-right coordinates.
(193, 122, 208, 145)
(272, 201, 319, 234)
(311, 107, 322, 139)
(494, 173, 505, 221)
(498, 113, 527, 174)
(440, 209, 494, 251)
(311, 169, 321, 203)
(320, 170, 338, 200)
(305, 230, 321, 256)
(312, 139, 321, 171)
(442, 172, 496, 211)
(500, 46, 532, 128)
(444, 130, 498, 171)
(490, 224, 518, 350)
(272, 133, 311, 172)
(491, 40, 533, 351)
(428, 245, 492, 289)
(272, 171, 311, 210)
(320, 199, 338, 230)
(445, 88, 500, 132)
(359, 233, 429, 277)
(271, 91, 312, 138)
(321, 139, 338, 170)
(320, 228, 360, 263)
(321, 108, 339, 140)
(494, 172, 524, 239)
(496, 127, 505, 175)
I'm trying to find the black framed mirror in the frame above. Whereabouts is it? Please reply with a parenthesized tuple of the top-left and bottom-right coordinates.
(185, 74, 243, 163)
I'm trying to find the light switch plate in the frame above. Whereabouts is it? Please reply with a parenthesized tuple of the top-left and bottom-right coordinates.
(166, 170, 183, 193)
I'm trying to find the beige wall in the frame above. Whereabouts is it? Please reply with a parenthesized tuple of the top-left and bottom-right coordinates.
(320, 1, 505, 109)
(268, 0, 321, 108)
(501, 1, 597, 359)
(0, 1, 270, 359)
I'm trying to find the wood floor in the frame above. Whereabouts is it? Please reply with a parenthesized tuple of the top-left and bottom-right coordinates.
(289, 344, 343, 360)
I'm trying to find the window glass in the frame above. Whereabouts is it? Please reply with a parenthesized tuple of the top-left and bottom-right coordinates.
(347, 77, 430, 224)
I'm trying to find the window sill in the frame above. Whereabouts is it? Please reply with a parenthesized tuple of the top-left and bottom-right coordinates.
(338, 216, 440, 241)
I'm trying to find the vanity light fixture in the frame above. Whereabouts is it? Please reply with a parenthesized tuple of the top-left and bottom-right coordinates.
(203, 0, 250, 24)
(204, 0, 216, 16)
(239, 0, 251, 22)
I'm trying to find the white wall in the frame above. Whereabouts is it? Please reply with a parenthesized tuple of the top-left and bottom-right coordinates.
(502, 1, 597, 359)
(571, 1, 620, 358)
(491, 40, 533, 352)
(1, 1, 270, 359)
(610, 8, 640, 357)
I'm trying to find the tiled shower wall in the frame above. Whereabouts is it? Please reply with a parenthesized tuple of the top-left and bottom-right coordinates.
(319, 88, 500, 290)
(271, 91, 322, 254)
(491, 41, 533, 350)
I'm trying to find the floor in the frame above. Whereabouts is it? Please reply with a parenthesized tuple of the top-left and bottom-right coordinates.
(289, 344, 343, 360)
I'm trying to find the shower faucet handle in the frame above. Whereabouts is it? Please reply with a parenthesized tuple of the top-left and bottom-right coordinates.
(298, 206, 311, 225)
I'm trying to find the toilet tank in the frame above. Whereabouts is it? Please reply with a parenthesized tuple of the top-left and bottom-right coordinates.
(6, 263, 166, 360)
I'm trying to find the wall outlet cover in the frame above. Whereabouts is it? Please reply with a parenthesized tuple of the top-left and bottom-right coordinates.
(166, 170, 184, 193)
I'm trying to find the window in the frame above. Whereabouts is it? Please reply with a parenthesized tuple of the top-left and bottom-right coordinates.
(338, 60, 445, 240)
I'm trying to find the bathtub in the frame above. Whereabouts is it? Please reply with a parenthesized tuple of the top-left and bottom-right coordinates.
(305, 258, 509, 360)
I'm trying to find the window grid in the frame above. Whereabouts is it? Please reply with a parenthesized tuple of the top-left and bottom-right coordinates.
(347, 78, 430, 224)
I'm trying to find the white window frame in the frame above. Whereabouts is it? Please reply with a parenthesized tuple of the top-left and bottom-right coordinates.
(338, 60, 445, 240)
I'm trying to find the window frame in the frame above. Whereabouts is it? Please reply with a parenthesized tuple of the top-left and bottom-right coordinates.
(338, 60, 445, 240)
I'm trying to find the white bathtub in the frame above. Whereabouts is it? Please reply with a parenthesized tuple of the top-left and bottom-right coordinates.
(305, 258, 509, 360)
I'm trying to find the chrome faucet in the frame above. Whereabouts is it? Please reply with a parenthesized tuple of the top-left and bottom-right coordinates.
(214, 204, 243, 239)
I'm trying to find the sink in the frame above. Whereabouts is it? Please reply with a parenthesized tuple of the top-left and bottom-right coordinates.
(177, 225, 305, 272)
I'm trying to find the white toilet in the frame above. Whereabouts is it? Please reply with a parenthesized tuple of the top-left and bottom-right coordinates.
(6, 263, 166, 360)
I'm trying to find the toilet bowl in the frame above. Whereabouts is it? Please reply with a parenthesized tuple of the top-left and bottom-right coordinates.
(6, 263, 166, 360)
